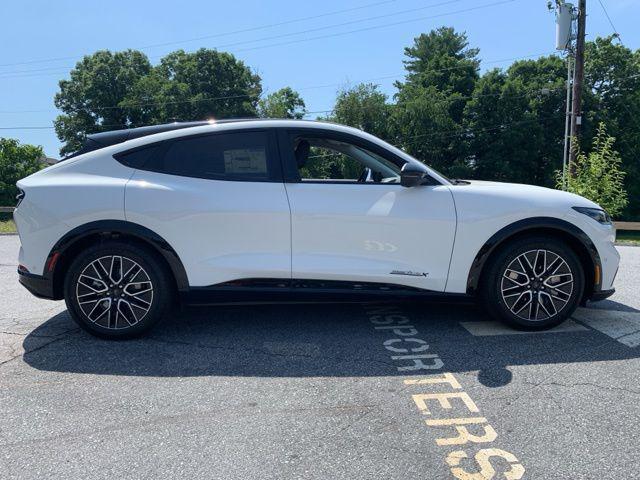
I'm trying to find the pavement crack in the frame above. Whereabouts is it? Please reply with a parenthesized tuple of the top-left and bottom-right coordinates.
(0, 331, 77, 369)
(0, 331, 28, 336)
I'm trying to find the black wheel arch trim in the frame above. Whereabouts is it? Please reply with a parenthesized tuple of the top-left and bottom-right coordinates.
(45, 220, 189, 296)
(466, 217, 602, 295)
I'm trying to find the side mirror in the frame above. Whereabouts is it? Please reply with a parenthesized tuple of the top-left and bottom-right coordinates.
(400, 163, 428, 187)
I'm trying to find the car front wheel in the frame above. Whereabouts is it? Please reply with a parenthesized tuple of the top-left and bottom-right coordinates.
(64, 242, 172, 339)
(481, 236, 585, 330)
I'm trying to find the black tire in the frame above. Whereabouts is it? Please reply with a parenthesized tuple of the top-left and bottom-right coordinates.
(480, 236, 584, 330)
(64, 241, 172, 339)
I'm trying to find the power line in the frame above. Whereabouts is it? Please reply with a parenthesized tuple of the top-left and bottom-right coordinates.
(0, 0, 457, 76)
(0, 0, 405, 69)
(311, 84, 565, 119)
(146, 0, 467, 53)
(233, 0, 516, 54)
(397, 114, 564, 147)
(0, 114, 565, 155)
(596, 0, 621, 42)
(0, 50, 557, 114)
(0, 72, 562, 120)
(0, 0, 514, 79)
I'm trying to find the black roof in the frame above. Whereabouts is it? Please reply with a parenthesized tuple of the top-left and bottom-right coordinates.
(63, 118, 323, 160)
(66, 121, 210, 159)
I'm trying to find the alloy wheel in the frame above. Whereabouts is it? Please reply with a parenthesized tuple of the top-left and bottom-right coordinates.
(500, 249, 574, 321)
(75, 255, 154, 329)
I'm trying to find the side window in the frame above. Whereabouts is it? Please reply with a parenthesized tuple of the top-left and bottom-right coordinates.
(114, 144, 161, 169)
(146, 131, 272, 181)
(291, 135, 401, 184)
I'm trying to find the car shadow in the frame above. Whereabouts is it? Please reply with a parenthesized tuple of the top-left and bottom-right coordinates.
(22, 300, 640, 387)
(585, 298, 640, 313)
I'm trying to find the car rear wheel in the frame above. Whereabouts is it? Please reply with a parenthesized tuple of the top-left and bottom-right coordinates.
(481, 236, 584, 330)
(64, 242, 172, 339)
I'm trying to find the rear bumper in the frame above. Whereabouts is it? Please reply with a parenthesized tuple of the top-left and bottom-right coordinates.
(18, 269, 55, 300)
(589, 288, 615, 302)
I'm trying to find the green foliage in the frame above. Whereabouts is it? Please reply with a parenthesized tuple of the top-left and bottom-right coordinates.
(312, 84, 392, 179)
(583, 36, 640, 219)
(0, 138, 44, 205)
(464, 56, 566, 185)
(300, 148, 360, 180)
(398, 27, 479, 100)
(54, 50, 152, 155)
(258, 87, 306, 119)
(330, 84, 393, 140)
(559, 123, 628, 217)
(50, 30, 640, 219)
(0, 218, 16, 233)
(54, 49, 262, 155)
(392, 27, 479, 176)
(125, 49, 262, 124)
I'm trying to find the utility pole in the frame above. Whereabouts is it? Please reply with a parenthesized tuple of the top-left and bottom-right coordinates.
(554, 0, 577, 188)
(568, 0, 586, 173)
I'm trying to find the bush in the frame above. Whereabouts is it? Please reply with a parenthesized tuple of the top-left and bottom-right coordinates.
(0, 138, 44, 206)
(558, 123, 628, 217)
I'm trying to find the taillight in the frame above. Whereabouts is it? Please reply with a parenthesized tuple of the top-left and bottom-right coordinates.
(16, 188, 25, 207)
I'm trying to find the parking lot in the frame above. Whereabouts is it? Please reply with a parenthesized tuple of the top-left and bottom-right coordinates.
(1, 234, 639, 479)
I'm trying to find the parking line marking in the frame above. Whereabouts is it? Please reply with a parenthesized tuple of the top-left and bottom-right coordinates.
(573, 307, 640, 347)
(459, 319, 588, 336)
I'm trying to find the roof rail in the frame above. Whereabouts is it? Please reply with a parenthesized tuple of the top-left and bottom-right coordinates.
(63, 121, 210, 159)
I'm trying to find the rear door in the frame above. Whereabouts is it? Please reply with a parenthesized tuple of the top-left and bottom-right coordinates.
(124, 128, 291, 287)
(279, 128, 457, 292)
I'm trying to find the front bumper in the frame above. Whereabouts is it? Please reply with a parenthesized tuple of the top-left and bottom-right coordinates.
(589, 288, 615, 302)
(18, 269, 55, 300)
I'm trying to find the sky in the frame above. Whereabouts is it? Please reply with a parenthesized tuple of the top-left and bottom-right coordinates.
(0, 0, 638, 158)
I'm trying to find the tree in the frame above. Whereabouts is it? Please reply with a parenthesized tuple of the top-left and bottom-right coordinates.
(54, 48, 262, 155)
(330, 83, 393, 140)
(54, 50, 152, 156)
(392, 27, 480, 176)
(302, 83, 394, 180)
(126, 49, 262, 124)
(582, 36, 640, 219)
(398, 26, 479, 100)
(559, 123, 628, 217)
(258, 87, 306, 119)
(0, 138, 44, 205)
(464, 56, 567, 185)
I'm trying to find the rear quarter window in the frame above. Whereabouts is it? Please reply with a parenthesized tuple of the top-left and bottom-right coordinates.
(113, 145, 161, 169)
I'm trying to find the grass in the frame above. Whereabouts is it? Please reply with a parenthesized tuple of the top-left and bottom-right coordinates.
(616, 230, 640, 246)
(0, 219, 16, 233)
(0, 213, 16, 233)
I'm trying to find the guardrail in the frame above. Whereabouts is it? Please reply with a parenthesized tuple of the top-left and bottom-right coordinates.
(1, 207, 640, 230)
(614, 221, 640, 231)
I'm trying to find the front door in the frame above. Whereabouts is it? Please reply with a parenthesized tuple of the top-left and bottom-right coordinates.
(279, 129, 457, 292)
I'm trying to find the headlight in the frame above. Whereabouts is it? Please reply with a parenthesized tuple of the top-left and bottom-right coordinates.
(572, 206, 612, 225)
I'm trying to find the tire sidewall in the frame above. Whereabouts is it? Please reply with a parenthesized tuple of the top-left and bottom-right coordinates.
(64, 242, 170, 339)
(483, 237, 585, 330)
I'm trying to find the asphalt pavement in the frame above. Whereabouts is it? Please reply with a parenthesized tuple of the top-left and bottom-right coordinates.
(1, 234, 639, 479)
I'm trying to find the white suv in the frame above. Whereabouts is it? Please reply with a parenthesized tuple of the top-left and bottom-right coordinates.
(14, 119, 619, 339)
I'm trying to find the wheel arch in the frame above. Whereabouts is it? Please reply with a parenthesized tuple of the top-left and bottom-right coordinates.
(46, 220, 189, 299)
(466, 217, 601, 301)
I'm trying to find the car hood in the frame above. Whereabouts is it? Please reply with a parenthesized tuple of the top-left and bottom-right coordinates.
(455, 180, 601, 209)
